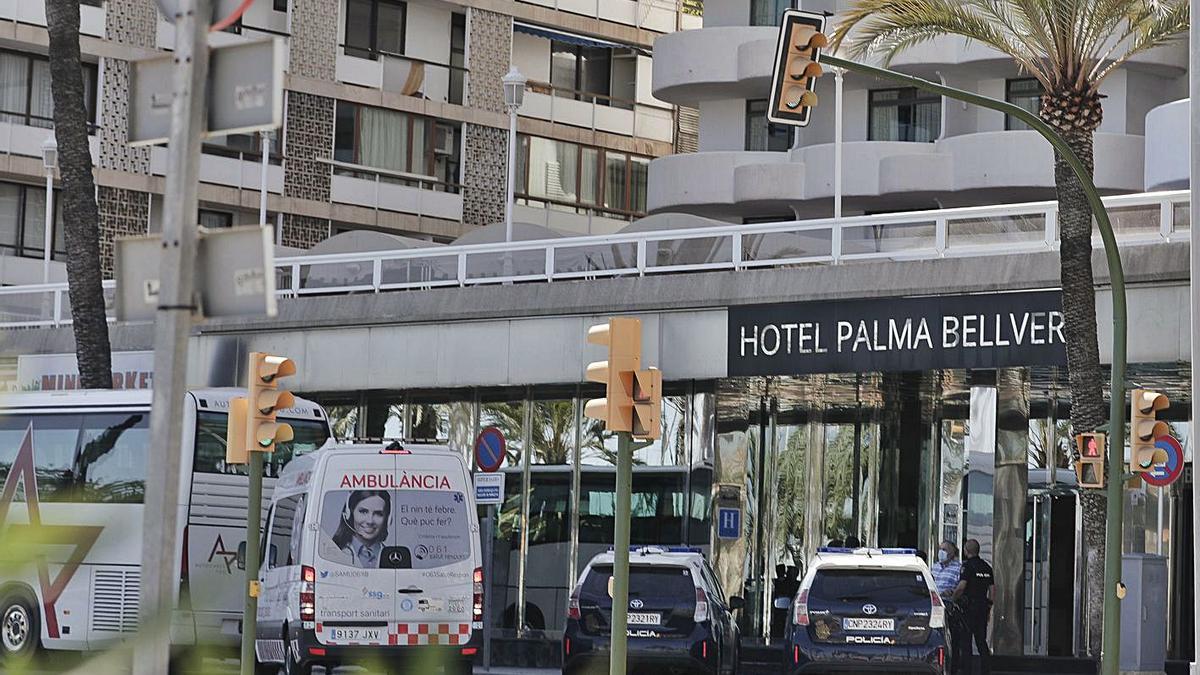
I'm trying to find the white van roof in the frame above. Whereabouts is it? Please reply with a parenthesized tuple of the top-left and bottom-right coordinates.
(0, 387, 325, 419)
(272, 441, 463, 495)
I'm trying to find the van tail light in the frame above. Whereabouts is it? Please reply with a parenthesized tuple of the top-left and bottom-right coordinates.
(472, 567, 484, 623)
(793, 589, 809, 626)
(794, 645, 799, 663)
(937, 646, 945, 669)
(693, 587, 709, 623)
(701, 639, 708, 660)
(300, 565, 316, 622)
(567, 585, 581, 621)
(564, 637, 571, 656)
(929, 590, 945, 629)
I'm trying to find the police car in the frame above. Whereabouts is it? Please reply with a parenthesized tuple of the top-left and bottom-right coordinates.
(563, 547, 742, 675)
(783, 548, 949, 674)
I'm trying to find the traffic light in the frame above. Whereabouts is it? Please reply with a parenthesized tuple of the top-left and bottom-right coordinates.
(246, 351, 296, 453)
(1130, 389, 1169, 473)
(583, 318, 641, 433)
(632, 367, 662, 440)
(225, 396, 249, 465)
(1074, 432, 1105, 489)
(767, 9, 828, 127)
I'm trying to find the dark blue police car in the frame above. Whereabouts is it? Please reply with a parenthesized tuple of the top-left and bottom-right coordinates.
(563, 547, 742, 675)
(783, 548, 950, 674)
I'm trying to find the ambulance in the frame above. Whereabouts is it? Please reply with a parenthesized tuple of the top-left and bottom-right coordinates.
(252, 441, 481, 675)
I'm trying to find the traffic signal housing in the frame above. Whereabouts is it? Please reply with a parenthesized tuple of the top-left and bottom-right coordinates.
(1074, 432, 1105, 489)
(583, 318, 641, 433)
(1130, 389, 1169, 473)
(767, 9, 828, 127)
(632, 367, 662, 440)
(246, 351, 296, 453)
(225, 396, 249, 465)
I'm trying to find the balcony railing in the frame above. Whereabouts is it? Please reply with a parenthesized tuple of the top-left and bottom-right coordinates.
(0, 190, 1187, 328)
(337, 45, 468, 106)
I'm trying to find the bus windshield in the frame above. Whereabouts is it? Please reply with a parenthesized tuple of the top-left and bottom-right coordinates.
(193, 411, 330, 477)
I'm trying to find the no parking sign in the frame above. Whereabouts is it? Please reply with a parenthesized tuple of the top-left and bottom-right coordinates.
(1141, 435, 1184, 488)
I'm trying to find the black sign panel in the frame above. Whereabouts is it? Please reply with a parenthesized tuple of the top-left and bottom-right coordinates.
(728, 291, 1067, 376)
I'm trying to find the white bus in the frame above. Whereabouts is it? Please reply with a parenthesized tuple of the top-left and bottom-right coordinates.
(0, 388, 332, 661)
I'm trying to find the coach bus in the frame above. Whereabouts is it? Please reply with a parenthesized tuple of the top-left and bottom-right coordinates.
(0, 388, 332, 661)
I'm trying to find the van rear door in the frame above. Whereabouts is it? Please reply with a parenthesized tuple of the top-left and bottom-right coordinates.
(312, 452, 397, 645)
(390, 452, 476, 647)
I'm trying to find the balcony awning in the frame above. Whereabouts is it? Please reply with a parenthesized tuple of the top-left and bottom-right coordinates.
(513, 21, 629, 50)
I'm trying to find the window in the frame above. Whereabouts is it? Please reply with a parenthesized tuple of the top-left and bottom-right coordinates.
(868, 87, 940, 142)
(268, 494, 305, 568)
(1006, 78, 1044, 131)
(0, 181, 65, 260)
(344, 0, 406, 59)
(203, 132, 279, 159)
(333, 101, 462, 188)
(273, 0, 288, 10)
(746, 99, 791, 152)
(516, 134, 650, 217)
(750, 0, 793, 26)
(0, 412, 149, 504)
(449, 13, 465, 106)
(198, 209, 234, 229)
(192, 411, 330, 478)
(546, 40, 636, 110)
(0, 50, 98, 130)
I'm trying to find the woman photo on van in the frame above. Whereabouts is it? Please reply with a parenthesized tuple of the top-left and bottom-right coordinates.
(326, 490, 391, 568)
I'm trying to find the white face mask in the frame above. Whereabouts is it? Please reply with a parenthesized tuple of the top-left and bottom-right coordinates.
(937, 549, 949, 563)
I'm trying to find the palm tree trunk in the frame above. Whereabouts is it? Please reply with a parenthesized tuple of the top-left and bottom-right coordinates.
(45, 0, 112, 390)
(1053, 129, 1106, 656)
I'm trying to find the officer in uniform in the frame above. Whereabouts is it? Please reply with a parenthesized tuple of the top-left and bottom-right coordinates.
(953, 538, 993, 675)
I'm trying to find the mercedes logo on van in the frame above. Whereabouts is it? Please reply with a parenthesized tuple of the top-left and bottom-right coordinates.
(388, 551, 405, 564)
(630, 599, 644, 609)
(862, 604, 878, 615)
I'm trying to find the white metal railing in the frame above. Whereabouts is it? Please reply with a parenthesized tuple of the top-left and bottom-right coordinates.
(0, 191, 1187, 328)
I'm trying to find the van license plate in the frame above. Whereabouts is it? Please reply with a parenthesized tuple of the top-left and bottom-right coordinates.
(843, 618, 894, 631)
(627, 612, 660, 625)
(328, 627, 383, 642)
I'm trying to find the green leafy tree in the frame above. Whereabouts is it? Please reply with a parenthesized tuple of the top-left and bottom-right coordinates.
(831, 0, 1188, 652)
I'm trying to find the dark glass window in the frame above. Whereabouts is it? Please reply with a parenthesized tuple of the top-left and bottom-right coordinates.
(547, 40, 632, 110)
(0, 50, 97, 130)
(0, 181, 65, 261)
(580, 564, 696, 609)
(344, 0, 406, 59)
(449, 13, 466, 106)
(273, 0, 288, 11)
(333, 101, 461, 187)
(268, 494, 304, 568)
(808, 569, 930, 603)
(516, 134, 650, 218)
(1006, 78, 1044, 131)
(198, 209, 234, 229)
(746, 99, 791, 152)
(192, 411, 330, 478)
(750, 0, 794, 26)
(868, 87, 940, 142)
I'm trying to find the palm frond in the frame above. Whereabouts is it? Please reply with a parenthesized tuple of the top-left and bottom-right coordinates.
(1091, 0, 1189, 83)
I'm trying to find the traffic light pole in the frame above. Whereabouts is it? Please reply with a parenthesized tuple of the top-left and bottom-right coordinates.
(820, 54, 1128, 675)
(241, 450, 264, 675)
(132, 0, 210, 672)
(609, 430, 633, 675)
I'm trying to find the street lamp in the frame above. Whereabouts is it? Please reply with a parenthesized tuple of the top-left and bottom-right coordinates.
(41, 134, 57, 284)
(502, 66, 526, 248)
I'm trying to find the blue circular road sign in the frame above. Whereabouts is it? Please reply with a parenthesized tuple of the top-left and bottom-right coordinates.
(1142, 435, 1184, 488)
(475, 427, 506, 473)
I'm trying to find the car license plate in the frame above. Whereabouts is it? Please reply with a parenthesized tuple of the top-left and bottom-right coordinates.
(328, 627, 383, 642)
(843, 618, 894, 631)
(627, 612, 661, 625)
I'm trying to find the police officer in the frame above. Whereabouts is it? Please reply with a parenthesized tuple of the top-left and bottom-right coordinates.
(953, 539, 993, 675)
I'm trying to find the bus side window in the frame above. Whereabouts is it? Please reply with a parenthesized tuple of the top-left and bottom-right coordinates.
(77, 413, 150, 503)
(0, 413, 35, 495)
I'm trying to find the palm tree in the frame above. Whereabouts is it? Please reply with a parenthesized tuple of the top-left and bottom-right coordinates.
(45, 0, 113, 389)
(831, 0, 1188, 654)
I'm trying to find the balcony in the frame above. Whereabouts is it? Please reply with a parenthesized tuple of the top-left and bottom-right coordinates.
(1145, 98, 1188, 191)
(517, 0, 699, 33)
(328, 161, 463, 223)
(336, 47, 467, 106)
(0, 0, 105, 37)
(652, 26, 778, 106)
(521, 81, 673, 144)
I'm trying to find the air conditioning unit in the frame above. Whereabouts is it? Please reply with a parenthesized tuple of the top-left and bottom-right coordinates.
(433, 125, 456, 156)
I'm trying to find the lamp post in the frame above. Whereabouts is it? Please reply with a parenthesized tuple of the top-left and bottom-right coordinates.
(502, 66, 526, 243)
(41, 134, 57, 284)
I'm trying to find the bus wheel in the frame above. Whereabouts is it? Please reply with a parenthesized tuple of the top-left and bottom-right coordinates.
(0, 593, 38, 661)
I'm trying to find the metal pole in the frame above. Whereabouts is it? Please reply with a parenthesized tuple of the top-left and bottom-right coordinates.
(1190, 3, 1200, 672)
(833, 67, 843, 221)
(483, 507, 495, 672)
(609, 431, 632, 675)
(818, 54, 1129, 675)
(241, 450, 264, 675)
(503, 107, 517, 279)
(42, 168, 53, 283)
(259, 131, 270, 228)
(132, 0, 210, 672)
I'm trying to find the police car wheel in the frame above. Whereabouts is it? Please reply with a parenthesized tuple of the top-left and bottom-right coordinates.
(0, 593, 38, 661)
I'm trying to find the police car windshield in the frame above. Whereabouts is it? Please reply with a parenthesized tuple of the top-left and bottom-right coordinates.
(581, 564, 697, 609)
(809, 569, 928, 603)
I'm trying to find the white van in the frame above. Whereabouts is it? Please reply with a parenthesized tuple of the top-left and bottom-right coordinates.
(253, 442, 481, 675)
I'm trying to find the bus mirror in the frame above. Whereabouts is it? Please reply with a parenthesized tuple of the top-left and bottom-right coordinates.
(237, 542, 247, 570)
(730, 595, 746, 610)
